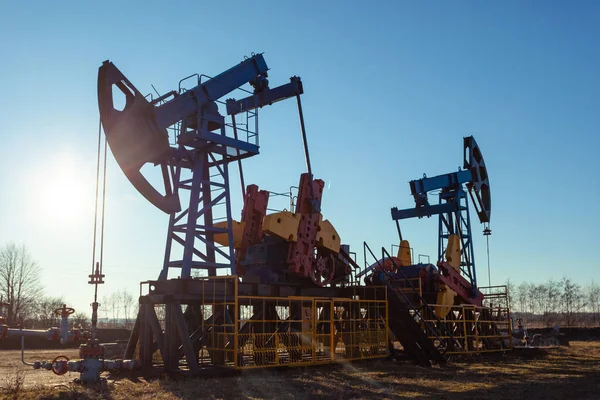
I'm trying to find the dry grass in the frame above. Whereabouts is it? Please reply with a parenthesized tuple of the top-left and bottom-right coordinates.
(2, 369, 26, 400)
(2, 341, 599, 400)
(0, 349, 80, 390)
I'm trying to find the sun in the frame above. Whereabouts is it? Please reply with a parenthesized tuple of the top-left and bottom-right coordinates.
(37, 153, 94, 224)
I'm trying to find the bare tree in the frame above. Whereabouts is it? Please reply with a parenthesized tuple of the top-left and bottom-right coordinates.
(542, 280, 561, 326)
(0, 243, 42, 325)
(586, 281, 600, 325)
(546, 280, 561, 313)
(533, 282, 547, 320)
(100, 294, 111, 327)
(561, 277, 584, 326)
(505, 278, 515, 309)
(120, 289, 134, 326)
(515, 282, 529, 315)
(71, 312, 89, 329)
(32, 296, 65, 329)
(110, 292, 121, 325)
(526, 282, 538, 316)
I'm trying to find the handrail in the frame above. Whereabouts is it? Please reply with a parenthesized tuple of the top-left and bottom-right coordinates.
(379, 247, 455, 352)
(362, 241, 455, 354)
(357, 242, 384, 278)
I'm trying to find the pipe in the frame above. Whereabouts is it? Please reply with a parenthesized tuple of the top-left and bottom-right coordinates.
(21, 336, 34, 366)
(7, 328, 55, 339)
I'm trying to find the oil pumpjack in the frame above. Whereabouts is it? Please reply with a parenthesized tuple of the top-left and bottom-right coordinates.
(98, 53, 369, 374)
(360, 136, 491, 316)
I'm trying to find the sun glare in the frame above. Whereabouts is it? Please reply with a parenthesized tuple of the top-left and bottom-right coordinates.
(37, 153, 94, 224)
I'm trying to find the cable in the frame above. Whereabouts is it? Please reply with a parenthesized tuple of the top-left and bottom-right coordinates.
(484, 225, 492, 287)
(91, 120, 102, 275)
(90, 120, 108, 342)
(486, 234, 491, 287)
(99, 136, 108, 279)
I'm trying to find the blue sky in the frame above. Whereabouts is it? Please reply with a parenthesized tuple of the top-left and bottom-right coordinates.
(0, 1, 599, 314)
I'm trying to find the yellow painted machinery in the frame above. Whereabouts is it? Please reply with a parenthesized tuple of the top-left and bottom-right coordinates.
(215, 173, 354, 287)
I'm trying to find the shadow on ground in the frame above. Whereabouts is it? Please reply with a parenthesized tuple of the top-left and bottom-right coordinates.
(16, 341, 600, 400)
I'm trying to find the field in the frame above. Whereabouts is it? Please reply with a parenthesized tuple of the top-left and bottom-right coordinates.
(1, 342, 599, 399)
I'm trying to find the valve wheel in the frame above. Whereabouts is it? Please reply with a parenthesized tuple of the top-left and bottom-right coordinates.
(51, 355, 70, 375)
(54, 306, 75, 317)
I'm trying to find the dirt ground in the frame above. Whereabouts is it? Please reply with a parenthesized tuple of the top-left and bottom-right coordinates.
(1, 341, 599, 400)
(0, 349, 80, 388)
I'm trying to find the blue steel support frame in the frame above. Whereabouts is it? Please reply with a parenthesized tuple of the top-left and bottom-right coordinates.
(154, 55, 304, 281)
(436, 187, 477, 294)
(391, 171, 479, 296)
(160, 147, 235, 280)
(411, 170, 472, 199)
(155, 56, 269, 280)
(159, 104, 241, 280)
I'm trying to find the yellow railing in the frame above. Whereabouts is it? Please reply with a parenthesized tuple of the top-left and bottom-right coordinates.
(139, 277, 512, 367)
(423, 304, 513, 355)
(151, 277, 389, 370)
(234, 296, 388, 369)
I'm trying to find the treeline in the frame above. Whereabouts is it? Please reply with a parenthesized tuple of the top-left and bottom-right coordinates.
(98, 289, 137, 329)
(0, 243, 78, 329)
(506, 277, 600, 327)
(8, 291, 137, 330)
(11, 296, 90, 330)
(0, 242, 137, 330)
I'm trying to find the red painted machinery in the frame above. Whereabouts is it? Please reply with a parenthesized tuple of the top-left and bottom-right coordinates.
(216, 173, 354, 287)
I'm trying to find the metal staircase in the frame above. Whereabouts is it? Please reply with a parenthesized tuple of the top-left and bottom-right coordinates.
(363, 243, 455, 366)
